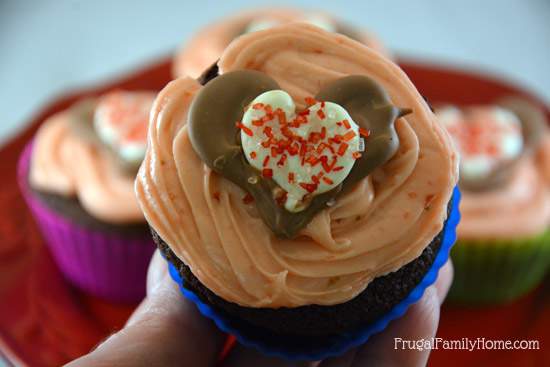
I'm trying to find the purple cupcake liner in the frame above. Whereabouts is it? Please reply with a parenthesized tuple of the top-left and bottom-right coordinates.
(18, 142, 155, 303)
(167, 186, 461, 360)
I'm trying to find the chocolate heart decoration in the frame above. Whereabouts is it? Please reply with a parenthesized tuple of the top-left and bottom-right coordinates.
(188, 70, 407, 238)
(437, 98, 546, 192)
(94, 91, 155, 168)
(66, 94, 152, 175)
(240, 90, 364, 213)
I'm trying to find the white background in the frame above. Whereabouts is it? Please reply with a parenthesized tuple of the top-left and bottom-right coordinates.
(1, 0, 549, 145)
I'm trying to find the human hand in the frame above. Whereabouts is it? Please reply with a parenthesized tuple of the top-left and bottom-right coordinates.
(67, 250, 453, 367)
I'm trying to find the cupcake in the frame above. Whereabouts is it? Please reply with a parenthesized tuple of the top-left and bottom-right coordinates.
(137, 24, 459, 358)
(436, 99, 550, 304)
(18, 90, 157, 302)
(173, 8, 389, 79)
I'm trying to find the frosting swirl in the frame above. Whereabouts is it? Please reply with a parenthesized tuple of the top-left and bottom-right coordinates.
(30, 94, 152, 223)
(137, 24, 458, 307)
(458, 157, 550, 239)
(173, 8, 389, 79)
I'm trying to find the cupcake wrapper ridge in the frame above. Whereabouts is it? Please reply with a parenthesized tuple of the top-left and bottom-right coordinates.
(166, 186, 461, 360)
(448, 230, 550, 304)
(18, 142, 155, 303)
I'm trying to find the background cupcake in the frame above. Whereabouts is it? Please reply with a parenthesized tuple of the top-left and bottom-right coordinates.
(173, 7, 390, 79)
(436, 98, 550, 304)
(137, 24, 459, 358)
(18, 90, 157, 302)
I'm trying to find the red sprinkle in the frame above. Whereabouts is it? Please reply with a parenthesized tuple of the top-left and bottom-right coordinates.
(250, 151, 257, 159)
(276, 109, 287, 124)
(288, 144, 299, 156)
(338, 143, 349, 156)
(359, 127, 371, 137)
(295, 115, 307, 125)
(322, 177, 334, 185)
(487, 144, 498, 156)
(305, 97, 317, 106)
(263, 155, 270, 167)
(275, 191, 288, 206)
(316, 143, 327, 155)
(263, 126, 273, 138)
(352, 151, 362, 159)
(308, 132, 321, 144)
(333, 166, 344, 171)
(317, 109, 326, 120)
(305, 156, 320, 166)
(243, 193, 254, 204)
(252, 119, 264, 127)
(252, 103, 264, 110)
(277, 154, 287, 166)
(299, 142, 307, 157)
(299, 182, 317, 193)
(322, 156, 337, 172)
(342, 119, 351, 129)
(288, 172, 295, 183)
(343, 130, 356, 142)
(236, 122, 253, 137)
(262, 168, 273, 178)
(331, 135, 343, 144)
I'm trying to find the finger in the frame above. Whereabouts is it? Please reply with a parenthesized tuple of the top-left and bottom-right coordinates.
(316, 259, 452, 366)
(123, 249, 167, 327)
(317, 347, 358, 367)
(220, 343, 312, 367)
(146, 249, 168, 294)
(351, 263, 453, 367)
(433, 260, 454, 304)
(353, 286, 440, 366)
(66, 250, 225, 367)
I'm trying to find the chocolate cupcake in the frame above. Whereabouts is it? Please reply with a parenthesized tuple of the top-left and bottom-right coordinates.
(137, 24, 459, 358)
(18, 90, 157, 302)
(436, 99, 550, 304)
(173, 7, 390, 79)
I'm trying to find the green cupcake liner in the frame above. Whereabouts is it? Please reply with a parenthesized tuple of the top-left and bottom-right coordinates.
(448, 230, 550, 304)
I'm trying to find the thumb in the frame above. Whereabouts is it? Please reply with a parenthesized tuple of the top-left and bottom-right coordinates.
(66, 250, 225, 367)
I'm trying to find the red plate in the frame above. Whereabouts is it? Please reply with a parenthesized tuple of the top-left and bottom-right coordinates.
(0, 58, 548, 366)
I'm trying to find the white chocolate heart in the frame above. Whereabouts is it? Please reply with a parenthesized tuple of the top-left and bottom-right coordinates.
(94, 91, 155, 165)
(437, 105, 523, 181)
(240, 90, 364, 212)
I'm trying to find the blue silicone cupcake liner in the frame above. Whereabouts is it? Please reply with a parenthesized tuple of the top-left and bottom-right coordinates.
(167, 186, 461, 360)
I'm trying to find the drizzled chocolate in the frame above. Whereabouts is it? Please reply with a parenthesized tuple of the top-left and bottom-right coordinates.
(315, 76, 410, 190)
(67, 99, 100, 143)
(188, 70, 407, 238)
(65, 99, 142, 175)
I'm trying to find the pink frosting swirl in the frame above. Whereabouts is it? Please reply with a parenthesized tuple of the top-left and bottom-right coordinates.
(30, 93, 154, 223)
(173, 8, 389, 79)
